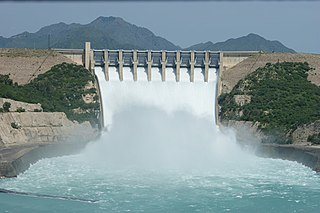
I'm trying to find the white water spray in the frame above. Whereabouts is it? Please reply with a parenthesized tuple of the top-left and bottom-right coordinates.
(95, 67, 217, 129)
(84, 67, 255, 171)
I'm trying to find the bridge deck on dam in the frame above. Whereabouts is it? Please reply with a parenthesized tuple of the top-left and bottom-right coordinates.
(93, 50, 220, 68)
(92, 49, 220, 82)
(53, 42, 259, 83)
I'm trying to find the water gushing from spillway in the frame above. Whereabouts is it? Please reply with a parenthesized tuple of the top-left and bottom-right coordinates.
(98, 66, 217, 129)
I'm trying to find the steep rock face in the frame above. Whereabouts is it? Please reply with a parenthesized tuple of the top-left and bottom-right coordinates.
(0, 112, 98, 146)
(292, 120, 320, 144)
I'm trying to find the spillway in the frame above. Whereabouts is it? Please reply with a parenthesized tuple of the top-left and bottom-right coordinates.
(95, 66, 217, 128)
(0, 66, 320, 212)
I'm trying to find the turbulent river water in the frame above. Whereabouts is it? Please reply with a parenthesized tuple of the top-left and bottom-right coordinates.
(0, 67, 319, 212)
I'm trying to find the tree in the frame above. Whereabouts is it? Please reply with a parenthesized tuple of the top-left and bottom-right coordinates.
(3, 102, 11, 112)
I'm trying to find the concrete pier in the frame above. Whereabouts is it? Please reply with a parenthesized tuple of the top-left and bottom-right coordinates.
(104, 49, 109, 81)
(90, 49, 94, 72)
(84, 42, 91, 70)
(175, 51, 181, 82)
(147, 50, 153, 81)
(161, 50, 167, 82)
(190, 51, 195, 82)
(132, 50, 138, 81)
(118, 50, 124, 81)
(204, 51, 210, 82)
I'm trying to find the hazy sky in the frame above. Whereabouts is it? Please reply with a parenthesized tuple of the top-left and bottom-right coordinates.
(0, 1, 319, 53)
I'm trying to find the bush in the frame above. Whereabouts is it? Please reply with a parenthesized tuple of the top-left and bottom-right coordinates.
(0, 108, 3, 112)
(0, 74, 13, 86)
(3, 102, 11, 112)
(34, 109, 42, 112)
(11, 122, 20, 129)
(308, 133, 320, 145)
(16, 107, 25, 113)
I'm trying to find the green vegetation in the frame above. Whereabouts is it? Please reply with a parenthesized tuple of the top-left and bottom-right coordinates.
(308, 133, 320, 145)
(219, 62, 320, 144)
(0, 63, 99, 125)
(10, 122, 19, 129)
(2, 102, 11, 112)
(16, 107, 25, 113)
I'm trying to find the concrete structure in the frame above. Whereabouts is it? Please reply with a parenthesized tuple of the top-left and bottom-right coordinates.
(147, 50, 153, 81)
(175, 51, 181, 82)
(84, 42, 91, 70)
(54, 42, 259, 82)
(161, 50, 167, 82)
(132, 50, 138, 81)
(53, 42, 260, 127)
(118, 50, 124, 81)
(103, 49, 109, 81)
(190, 51, 195, 82)
(86, 49, 220, 82)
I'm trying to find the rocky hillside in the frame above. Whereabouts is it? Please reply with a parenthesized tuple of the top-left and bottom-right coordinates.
(219, 61, 320, 144)
(0, 63, 100, 125)
(0, 54, 100, 177)
(0, 109, 97, 147)
(220, 53, 320, 93)
(0, 16, 179, 50)
(186, 33, 295, 53)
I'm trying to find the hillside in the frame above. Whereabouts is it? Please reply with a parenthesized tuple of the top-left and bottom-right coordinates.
(0, 63, 99, 125)
(219, 61, 320, 144)
(186, 33, 295, 53)
(0, 16, 178, 50)
(220, 53, 320, 94)
(0, 48, 73, 85)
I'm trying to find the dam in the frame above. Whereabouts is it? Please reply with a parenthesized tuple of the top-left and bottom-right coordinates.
(55, 42, 259, 126)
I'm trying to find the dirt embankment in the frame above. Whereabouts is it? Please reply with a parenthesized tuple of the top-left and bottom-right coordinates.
(0, 48, 74, 85)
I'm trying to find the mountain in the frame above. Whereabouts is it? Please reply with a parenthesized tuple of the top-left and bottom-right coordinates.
(186, 33, 295, 53)
(0, 16, 179, 50)
(1, 18, 294, 53)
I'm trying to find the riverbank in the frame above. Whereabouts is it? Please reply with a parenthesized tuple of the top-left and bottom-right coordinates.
(255, 144, 320, 172)
(0, 111, 99, 178)
(0, 137, 99, 178)
(221, 120, 320, 173)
